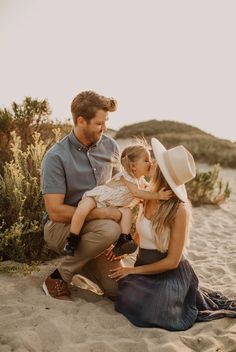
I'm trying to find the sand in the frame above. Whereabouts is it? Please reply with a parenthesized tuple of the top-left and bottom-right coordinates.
(0, 165, 236, 352)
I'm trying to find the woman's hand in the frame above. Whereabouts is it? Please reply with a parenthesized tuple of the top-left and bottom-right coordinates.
(108, 266, 135, 280)
(105, 245, 126, 261)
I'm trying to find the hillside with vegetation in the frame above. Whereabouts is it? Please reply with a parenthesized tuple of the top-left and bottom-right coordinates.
(115, 120, 236, 168)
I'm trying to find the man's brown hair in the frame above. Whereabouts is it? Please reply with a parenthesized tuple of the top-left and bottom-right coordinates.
(71, 90, 117, 125)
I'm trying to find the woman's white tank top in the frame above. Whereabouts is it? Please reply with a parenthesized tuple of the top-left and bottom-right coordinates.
(136, 206, 170, 251)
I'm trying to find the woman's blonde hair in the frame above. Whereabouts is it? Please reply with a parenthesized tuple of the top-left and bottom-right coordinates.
(121, 139, 150, 178)
(148, 164, 190, 252)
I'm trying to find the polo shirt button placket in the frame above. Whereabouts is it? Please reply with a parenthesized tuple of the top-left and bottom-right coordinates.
(86, 150, 96, 180)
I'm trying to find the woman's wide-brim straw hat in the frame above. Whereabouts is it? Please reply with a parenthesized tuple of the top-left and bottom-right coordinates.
(151, 138, 196, 202)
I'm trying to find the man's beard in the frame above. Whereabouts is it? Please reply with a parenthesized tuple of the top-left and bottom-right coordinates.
(84, 129, 102, 145)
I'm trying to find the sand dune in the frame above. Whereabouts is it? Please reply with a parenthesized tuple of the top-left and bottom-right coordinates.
(0, 166, 236, 352)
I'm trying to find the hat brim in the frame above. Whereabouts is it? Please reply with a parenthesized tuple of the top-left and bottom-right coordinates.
(151, 138, 188, 202)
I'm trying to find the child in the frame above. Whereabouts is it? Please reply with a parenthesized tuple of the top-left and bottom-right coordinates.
(64, 142, 172, 256)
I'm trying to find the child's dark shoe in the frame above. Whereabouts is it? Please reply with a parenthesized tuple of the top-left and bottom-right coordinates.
(112, 234, 138, 256)
(63, 233, 80, 256)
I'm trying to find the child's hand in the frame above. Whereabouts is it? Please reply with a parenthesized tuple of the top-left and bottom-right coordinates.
(157, 187, 173, 200)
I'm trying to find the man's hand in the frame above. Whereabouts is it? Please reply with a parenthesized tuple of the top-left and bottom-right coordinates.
(86, 207, 122, 223)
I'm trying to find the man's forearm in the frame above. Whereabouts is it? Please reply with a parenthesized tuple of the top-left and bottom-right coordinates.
(48, 205, 121, 224)
(48, 205, 76, 223)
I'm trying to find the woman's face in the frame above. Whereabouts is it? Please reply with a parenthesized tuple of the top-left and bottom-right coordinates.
(148, 161, 158, 179)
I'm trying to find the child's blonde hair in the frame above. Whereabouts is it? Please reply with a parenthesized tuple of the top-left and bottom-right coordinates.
(121, 139, 150, 178)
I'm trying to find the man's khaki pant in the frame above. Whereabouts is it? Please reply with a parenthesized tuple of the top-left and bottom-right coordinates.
(44, 219, 122, 298)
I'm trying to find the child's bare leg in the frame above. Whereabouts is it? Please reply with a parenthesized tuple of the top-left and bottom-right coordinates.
(113, 208, 137, 256)
(70, 197, 96, 234)
(64, 197, 96, 256)
(119, 207, 132, 234)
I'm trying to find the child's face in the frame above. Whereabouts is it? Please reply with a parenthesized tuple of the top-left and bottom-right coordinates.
(132, 150, 152, 178)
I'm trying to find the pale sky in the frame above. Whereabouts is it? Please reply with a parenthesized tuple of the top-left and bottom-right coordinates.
(0, 0, 235, 141)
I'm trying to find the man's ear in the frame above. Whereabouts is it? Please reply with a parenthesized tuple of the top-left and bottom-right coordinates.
(77, 116, 86, 126)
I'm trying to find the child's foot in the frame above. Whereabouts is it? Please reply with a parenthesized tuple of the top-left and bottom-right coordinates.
(112, 234, 138, 256)
(63, 233, 80, 256)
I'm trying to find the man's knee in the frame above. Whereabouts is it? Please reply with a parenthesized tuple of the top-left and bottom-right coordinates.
(44, 221, 70, 253)
(99, 220, 121, 243)
(81, 219, 121, 244)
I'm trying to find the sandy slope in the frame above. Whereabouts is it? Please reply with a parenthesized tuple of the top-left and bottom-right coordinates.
(0, 166, 236, 352)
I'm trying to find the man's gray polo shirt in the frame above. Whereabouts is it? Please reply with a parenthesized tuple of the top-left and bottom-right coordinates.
(41, 130, 120, 206)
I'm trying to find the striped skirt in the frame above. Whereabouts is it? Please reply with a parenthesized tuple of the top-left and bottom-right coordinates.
(115, 248, 236, 330)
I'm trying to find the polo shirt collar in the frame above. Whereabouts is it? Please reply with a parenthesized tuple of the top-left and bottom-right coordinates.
(68, 130, 102, 150)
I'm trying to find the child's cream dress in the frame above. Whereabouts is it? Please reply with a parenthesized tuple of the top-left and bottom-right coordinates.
(83, 170, 143, 208)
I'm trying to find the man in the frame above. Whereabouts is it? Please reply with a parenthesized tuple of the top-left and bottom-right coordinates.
(41, 90, 122, 300)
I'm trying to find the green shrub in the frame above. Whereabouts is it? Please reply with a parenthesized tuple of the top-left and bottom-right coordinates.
(0, 97, 73, 174)
(0, 131, 58, 262)
(186, 165, 231, 206)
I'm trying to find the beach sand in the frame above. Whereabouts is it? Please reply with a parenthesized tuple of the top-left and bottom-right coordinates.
(0, 165, 236, 352)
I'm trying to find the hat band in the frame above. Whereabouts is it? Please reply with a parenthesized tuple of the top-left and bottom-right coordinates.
(163, 152, 183, 186)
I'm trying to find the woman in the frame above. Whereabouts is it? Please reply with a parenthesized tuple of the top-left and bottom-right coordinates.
(109, 138, 236, 331)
